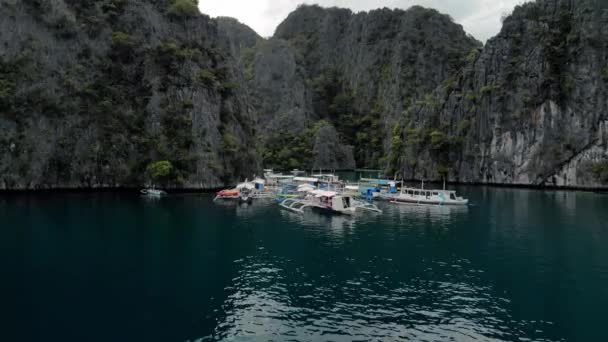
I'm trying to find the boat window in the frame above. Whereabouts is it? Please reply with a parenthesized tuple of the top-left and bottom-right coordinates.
(450, 193, 456, 200)
(433, 192, 438, 195)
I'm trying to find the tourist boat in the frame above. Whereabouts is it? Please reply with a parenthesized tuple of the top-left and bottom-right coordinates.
(140, 188, 167, 197)
(263, 169, 295, 188)
(291, 169, 306, 176)
(280, 189, 382, 215)
(313, 173, 344, 191)
(293, 176, 319, 185)
(383, 182, 468, 206)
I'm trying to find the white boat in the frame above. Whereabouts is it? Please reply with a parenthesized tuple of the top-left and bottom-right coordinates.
(140, 188, 167, 197)
(264, 169, 295, 187)
(291, 169, 306, 176)
(293, 176, 319, 185)
(279, 189, 382, 215)
(384, 184, 468, 206)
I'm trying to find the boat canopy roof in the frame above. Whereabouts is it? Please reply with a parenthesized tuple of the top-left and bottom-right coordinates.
(297, 184, 316, 192)
(294, 177, 318, 183)
(268, 175, 295, 179)
(310, 190, 337, 198)
(360, 178, 400, 185)
(345, 185, 359, 190)
(402, 187, 457, 194)
(253, 178, 265, 184)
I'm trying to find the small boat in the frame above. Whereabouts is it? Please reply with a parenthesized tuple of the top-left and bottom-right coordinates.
(140, 188, 167, 197)
(239, 187, 253, 204)
(214, 189, 240, 201)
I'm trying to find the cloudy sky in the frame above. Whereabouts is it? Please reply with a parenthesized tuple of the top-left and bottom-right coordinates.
(199, 0, 529, 42)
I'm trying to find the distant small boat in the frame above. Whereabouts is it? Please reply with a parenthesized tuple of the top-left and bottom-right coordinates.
(140, 188, 167, 197)
(238, 187, 253, 204)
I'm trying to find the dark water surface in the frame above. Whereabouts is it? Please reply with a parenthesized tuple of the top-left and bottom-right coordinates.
(2, 187, 608, 341)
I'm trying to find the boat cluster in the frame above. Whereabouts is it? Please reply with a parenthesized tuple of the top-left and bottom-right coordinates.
(212, 170, 469, 216)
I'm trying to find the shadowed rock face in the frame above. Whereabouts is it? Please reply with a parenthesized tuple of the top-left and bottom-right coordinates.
(0, 0, 259, 190)
(240, 4, 481, 170)
(1, 0, 606, 189)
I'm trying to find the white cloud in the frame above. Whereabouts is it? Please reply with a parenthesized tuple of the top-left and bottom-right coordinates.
(199, 0, 529, 41)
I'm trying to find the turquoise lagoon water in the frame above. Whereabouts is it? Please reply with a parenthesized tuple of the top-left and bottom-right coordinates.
(1, 187, 607, 341)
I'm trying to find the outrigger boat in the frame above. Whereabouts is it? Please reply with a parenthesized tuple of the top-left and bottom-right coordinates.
(382, 181, 468, 206)
(280, 189, 382, 215)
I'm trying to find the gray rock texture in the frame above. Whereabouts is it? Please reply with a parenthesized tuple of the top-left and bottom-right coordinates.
(0, 0, 259, 189)
(392, 0, 608, 188)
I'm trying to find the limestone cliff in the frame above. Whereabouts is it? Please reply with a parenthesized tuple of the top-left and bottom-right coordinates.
(242, 5, 481, 170)
(0, 0, 259, 189)
(390, 0, 608, 188)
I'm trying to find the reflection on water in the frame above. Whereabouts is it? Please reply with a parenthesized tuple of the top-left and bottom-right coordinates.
(384, 202, 469, 227)
(203, 251, 560, 342)
(279, 209, 356, 239)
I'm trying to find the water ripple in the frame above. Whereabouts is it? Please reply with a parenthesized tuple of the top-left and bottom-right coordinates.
(196, 252, 561, 342)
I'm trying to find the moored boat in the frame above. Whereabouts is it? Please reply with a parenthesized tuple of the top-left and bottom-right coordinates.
(280, 189, 382, 215)
(140, 188, 167, 197)
(384, 186, 468, 206)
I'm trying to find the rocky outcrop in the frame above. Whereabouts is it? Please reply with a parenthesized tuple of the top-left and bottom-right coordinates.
(0, 0, 259, 190)
(391, 0, 608, 188)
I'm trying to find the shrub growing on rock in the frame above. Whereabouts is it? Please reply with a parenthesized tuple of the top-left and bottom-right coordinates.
(147, 160, 174, 185)
(592, 161, 608, 183)
(168, 0, 199, 18)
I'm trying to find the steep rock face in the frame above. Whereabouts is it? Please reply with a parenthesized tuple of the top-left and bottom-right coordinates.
(0, 0, 259, 190)
(392, 0, 608, 188)
(244, 5, 481, 170)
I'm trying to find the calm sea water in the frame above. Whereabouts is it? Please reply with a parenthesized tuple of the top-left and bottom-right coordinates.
(1, 187, 607, 341)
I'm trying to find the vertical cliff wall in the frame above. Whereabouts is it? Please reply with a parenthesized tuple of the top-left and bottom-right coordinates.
(392, 0, 608, 188)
